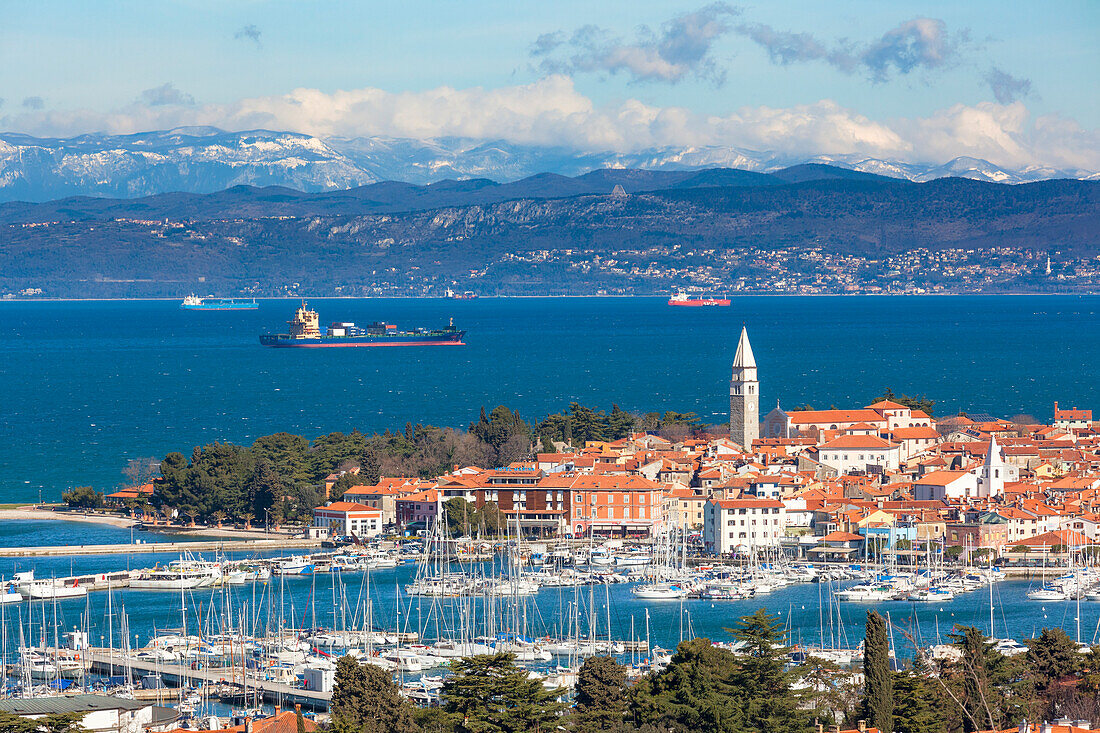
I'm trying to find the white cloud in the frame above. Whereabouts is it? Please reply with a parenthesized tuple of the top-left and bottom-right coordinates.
(2, 76, 1096, 172)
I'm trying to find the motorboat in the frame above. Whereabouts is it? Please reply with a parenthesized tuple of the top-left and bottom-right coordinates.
(833, 584, 897, 602)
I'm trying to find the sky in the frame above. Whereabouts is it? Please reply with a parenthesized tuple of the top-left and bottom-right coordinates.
(2, 0, 1098, 170)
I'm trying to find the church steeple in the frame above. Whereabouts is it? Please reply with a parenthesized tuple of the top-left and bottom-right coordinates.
(730, 326, 759, 450)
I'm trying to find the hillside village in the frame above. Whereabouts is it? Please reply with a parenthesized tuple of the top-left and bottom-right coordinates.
(295, 332, 1099, 563)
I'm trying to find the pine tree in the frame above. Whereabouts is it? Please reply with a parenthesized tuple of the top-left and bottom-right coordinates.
(442, 652, 565, 733)
(862, 610, 893, 733)
(330, 656, 418, 733)
(730, 609, 808, 733)
(573, 656, 627, 732)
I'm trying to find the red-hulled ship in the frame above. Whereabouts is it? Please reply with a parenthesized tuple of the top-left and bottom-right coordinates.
(668, 292, 731, 307)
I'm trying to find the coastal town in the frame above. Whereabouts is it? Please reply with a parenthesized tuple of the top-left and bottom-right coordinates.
(2, 327, 1097, 732)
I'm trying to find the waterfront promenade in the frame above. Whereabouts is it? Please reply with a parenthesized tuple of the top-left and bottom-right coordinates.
(0, 537, 321, 557)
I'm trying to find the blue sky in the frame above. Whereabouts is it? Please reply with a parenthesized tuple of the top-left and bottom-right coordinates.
(2, 1, 1098, 169)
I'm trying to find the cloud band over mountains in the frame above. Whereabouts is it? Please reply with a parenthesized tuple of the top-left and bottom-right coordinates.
(1, 76, 1096, 174)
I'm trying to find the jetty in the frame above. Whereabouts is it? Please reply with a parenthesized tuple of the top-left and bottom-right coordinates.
(83, 649, 331, 710)
(0, 538, 321, 558)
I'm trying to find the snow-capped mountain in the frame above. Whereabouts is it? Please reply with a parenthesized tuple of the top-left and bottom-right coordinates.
(0, 127, 1094, 202)
(0, 128, 377, 201)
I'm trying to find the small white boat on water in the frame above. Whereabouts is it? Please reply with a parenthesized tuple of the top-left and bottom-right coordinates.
(1026, 586, 1067, 601)
(834, 584, 896, 602)
(274, 557, 315, 575)
(632, 583, 688, 600)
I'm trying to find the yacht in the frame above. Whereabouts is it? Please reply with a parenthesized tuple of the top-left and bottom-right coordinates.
(834, 584, 897, 602)
(632, 583, 688, 600)
(1026, 586, 1067, 601)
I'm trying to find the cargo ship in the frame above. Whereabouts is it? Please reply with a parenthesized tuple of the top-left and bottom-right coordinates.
(260, 303, 465, 347)
(445, 288, 478, 300)
(668, 292, 731, 307)
(181, 295, 259, 310)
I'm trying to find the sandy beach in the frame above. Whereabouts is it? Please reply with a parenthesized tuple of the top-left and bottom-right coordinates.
(0, 506, 296, 539)
(0, 506, 136, 528)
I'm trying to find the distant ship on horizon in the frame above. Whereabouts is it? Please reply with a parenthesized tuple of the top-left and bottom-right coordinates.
(445, 288, 478, 300)
(260, 302, 465, 347)
(181, 295, 259, 311)
(668, 292, 731, 307)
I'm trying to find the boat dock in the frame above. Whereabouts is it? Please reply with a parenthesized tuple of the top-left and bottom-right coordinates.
(83, 649, 331, 710)
(0, 538, 321, 558)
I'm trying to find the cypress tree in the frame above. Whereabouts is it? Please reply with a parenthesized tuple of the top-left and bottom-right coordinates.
(863, 610, 893, 733)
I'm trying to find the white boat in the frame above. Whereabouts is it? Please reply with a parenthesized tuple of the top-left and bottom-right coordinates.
(130, 569, 217, 590)
(274, 557, 315, 575)
(908, 588, 955, 602)
(1026, 587, 1067, 601)
(632, 583, 688, 600)
(20, 581, 87, 600)
(834, 584, 896, 602)
(0, 582, 22, 604)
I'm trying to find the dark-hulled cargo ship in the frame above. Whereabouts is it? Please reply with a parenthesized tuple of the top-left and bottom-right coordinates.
(260, 303, 465, 347)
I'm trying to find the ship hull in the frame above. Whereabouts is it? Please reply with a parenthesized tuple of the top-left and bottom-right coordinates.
(181, 302, 258, 311)
(668, 299, 730, 307)
(261, 332, 466, 347)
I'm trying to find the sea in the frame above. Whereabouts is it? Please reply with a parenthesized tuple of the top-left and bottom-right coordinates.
(0, 296, 1098, 653)
(2, 296, 1097, 501)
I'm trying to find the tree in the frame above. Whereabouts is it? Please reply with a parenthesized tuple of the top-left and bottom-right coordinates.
(328, 472, 360, 502)
(893, 662, 958, 733)
(0, 713, 90, 733)
(878, 388, 935, 416)
(247, 459, 284, 518)
(295, 706, 306, 733)
(862, 611, 893, 733)
(573, 656, 628, 732)
(330, 656, 417, 733)
(121, 456, 159, 488)
(61, 486, 103, 509)
(629, 637, 745, 732)
(442, 498, 476, 537)
(441, 652, 564, 733)
(730, 609, 808, 732)
(359, 446, 382, 485)
(1026, 627, 1081, 690)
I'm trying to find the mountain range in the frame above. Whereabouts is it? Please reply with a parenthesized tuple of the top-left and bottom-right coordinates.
(2, 163, 1095, 298)
(1, 127, 1097, 203)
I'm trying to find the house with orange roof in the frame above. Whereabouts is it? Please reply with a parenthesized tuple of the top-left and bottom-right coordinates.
(1055, 402, 1094, 431)
(311, 501, 382, 539)
(913, 469, 978, 501)
(816, 434, 901, 475)
(661, 484, 706, 531)
(568, 474, 662, 538)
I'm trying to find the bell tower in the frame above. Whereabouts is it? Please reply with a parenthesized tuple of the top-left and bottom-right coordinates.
(730, 326, 759, 449)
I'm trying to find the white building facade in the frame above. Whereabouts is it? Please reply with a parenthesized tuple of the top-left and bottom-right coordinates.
(704, 497, 786, 554)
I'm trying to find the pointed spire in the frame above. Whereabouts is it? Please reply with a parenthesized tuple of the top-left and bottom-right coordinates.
(733, 326, 756, 369)
(986, 433, 1002, 465)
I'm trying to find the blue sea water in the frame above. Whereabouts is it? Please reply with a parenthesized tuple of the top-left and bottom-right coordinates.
(1, 296, 1097, 502)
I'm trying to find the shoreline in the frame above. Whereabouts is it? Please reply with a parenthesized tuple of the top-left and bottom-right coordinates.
(0, 507, 295, 540)
(1, 292, 1098, 303)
